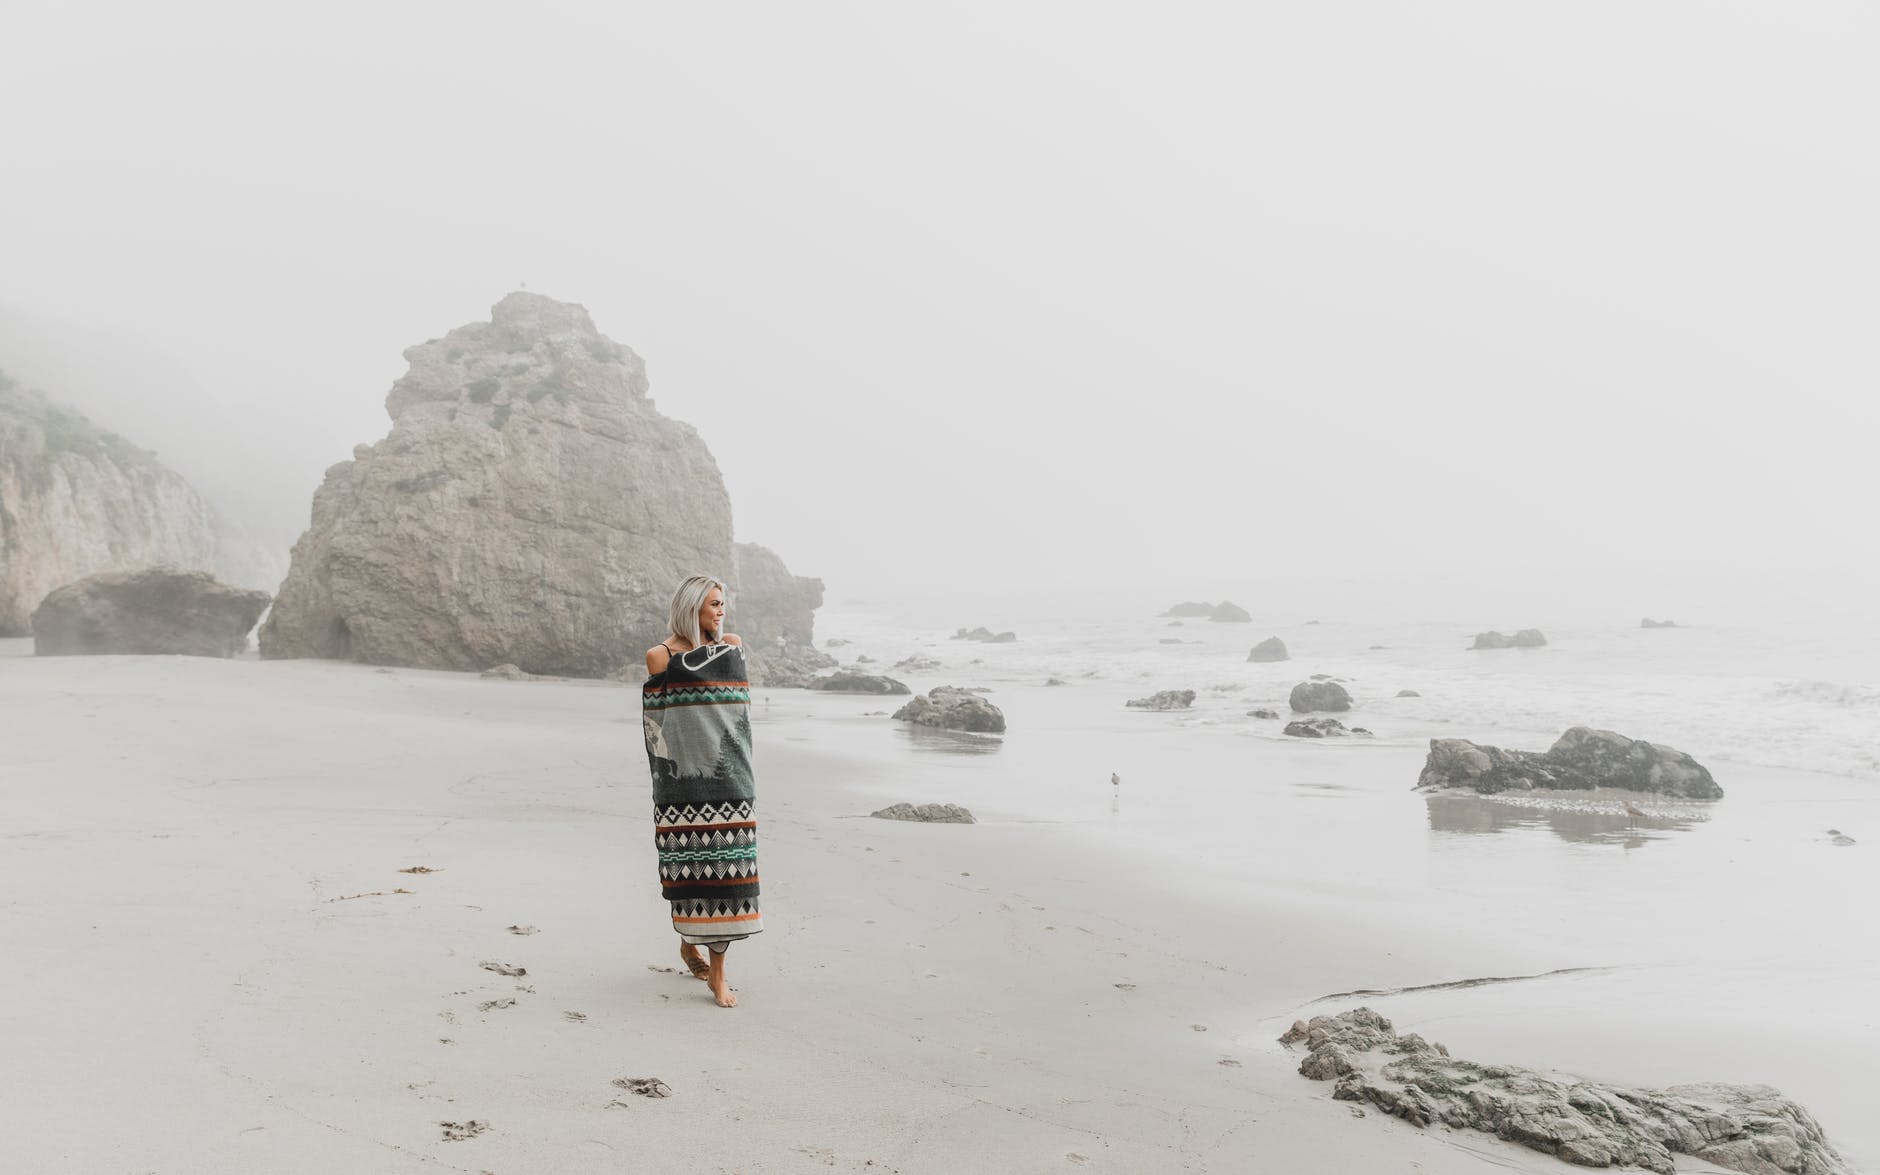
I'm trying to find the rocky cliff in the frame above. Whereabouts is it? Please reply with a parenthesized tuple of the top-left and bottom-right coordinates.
(259, 293, 735, 677)
(0, 371, 218, 635)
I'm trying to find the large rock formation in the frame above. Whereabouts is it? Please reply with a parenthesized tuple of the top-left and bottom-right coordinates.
(0, 372, 218, 635)
(1417, 727, 1723, 798)
(31, 567, 270, 657)
(729, 541, 834, 686)
(1289, 681, 1353, 713)
(260, 294, 734, 677)
(1281, 1008, 1848, 1175)
(893, 686, 1007, 733)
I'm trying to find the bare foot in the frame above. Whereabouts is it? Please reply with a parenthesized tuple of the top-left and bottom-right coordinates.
(679, 944, 710, 981)
(708, 951, 737, 1008)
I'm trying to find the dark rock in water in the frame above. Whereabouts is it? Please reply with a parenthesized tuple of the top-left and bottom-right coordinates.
(1247, 636, 1289, 662)
(1044, 677, 1068, 687)
(824, 637, 851, 647)
(854, 655, 874, 663)
(1471, 628, 1547, 650)
(1209, 601, 1251, 623)
(1161, 601, 1216, 618)
(1349, 726, 1372, 735)
(1395, 689, 1421, 698)
(894, 655, 941, 672)
(1126, 689, 1196, 711)
(1641, 617, 1678, 628)
(1289, 681, 1353, 713)
(1247, 708, 1280, 719)
(1282, 1007, 1849, 1175)
(1285, 717, 1348, 738)
(892, 686, 1006, 734)
(951, 626, 1016, 643)
(32, 567, 270, 657)
(809, 671, 911, 695)
(1417, 727, 1723, 798)
(871, 802, 975, 824)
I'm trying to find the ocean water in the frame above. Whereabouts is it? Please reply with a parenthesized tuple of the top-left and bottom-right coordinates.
(765, 588, 1880, 1169)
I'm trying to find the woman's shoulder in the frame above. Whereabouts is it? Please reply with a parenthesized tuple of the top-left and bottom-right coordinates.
(722, 633, 742, 647)
(645, 642, 674, 674)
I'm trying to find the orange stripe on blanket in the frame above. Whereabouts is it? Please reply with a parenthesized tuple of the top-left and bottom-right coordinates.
(673, 913, 763, 924)
(656, 821, 757, 832)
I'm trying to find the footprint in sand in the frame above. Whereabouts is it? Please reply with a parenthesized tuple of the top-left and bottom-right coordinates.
(480, 961, 527, 977)
(506, 924, 540, 935)
(1114, 983, 1136, 991)
(439, 1119, 488, 1141)
(646, 964, 679, 974)
(1218, 1058, 1242, 1068)
(477, 998, 516, 1012)
(399, 866, 441, 874)
(563, 1011, 587, 1023)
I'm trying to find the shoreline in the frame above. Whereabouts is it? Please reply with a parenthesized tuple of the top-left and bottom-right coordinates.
(1, 653, 1869, 1172)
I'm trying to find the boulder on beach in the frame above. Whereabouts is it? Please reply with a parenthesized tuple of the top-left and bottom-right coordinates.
(892, 686, 1006, 734)
(1289, 681, 1352, 713)
(1416, 727, 1723, 798)
(1247, 708, 1279, 719)
(1641, 617, 1678, 628)
(1471, 628, 1547, 650)
(31, 567, 271, 658)
(259, 292, 746, 677)
(809, 671, 911, 695)
(1126, 689, 1196, 711)
(1284, 717, 1349, 738)
(871, 802, 975, 824)
(1160, 601, 1216, 618)
(1247, 636, 1289, 662)
(1281, 1007, 1849, 1175)
(1395, 689, 1421, 698)
(1209, 601, 1251, 623)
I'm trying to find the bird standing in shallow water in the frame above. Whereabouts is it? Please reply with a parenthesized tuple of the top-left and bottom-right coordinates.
(1619, 798, 1647, 827)
(1111, 772, 1121, 787)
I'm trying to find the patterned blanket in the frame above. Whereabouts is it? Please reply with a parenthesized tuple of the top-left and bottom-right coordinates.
(642, 642, 762, 944)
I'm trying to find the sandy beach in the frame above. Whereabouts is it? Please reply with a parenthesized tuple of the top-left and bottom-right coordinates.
(3, 635, 1872, 1174)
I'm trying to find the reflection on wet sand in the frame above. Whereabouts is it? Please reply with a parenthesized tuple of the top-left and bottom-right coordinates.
(899, 725, 1003, 755)
(1425, 791, 1708, 846)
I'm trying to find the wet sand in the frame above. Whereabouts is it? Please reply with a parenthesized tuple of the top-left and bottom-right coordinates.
(1, 649, 1870, 1172)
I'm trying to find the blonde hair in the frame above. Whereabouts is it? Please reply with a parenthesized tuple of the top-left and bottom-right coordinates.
(668, 575, 727, 647)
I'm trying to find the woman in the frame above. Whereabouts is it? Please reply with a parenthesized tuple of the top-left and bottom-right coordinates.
(642, 575, 761, 1008)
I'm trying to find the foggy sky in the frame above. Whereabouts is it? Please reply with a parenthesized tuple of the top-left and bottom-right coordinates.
(4, 3, 1875, 617)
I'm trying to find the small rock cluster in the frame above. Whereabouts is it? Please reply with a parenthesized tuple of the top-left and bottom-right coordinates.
(951, 626, 1016, 643)
(1471, 628, 1547, 649)
(871, 802, 975, 824)
(1126, 689, 1195, 711)
(892, 686, 1006, 733)
(1280, 1007, 1848, 1175)
(1417, 727, 1723, 798)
